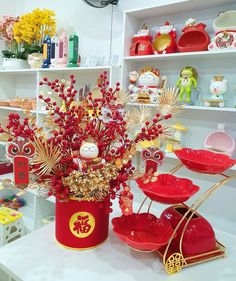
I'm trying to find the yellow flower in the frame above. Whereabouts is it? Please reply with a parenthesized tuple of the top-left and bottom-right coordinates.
(13, 8, 56, 46)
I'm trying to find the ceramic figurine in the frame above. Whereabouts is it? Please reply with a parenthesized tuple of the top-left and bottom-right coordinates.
(176, 66, 198, 103)
(100, 104, 125, 124)
(177, 18, 210, 52)
(209, 11, 236, 51)
(73, 141, 104, 171)
(130, 24, 153, 56)
(80, 141, 99, 159)
(67, 33, 79, 67)
(28, 53, 43, 69)
(153, 22, 177, 54)
(204, 76, 227, 107)
(50, 34, 59, 68)
(57, 33, 68, 68)
(172, 122, 188, 143)
(42, 35, 52, 68)
(129, 66, 167, 103)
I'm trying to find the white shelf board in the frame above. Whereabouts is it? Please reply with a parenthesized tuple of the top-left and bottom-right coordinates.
(124, 49, 236, 63)
(39, 66, 115, 72)
(0, 66, 119, 75)
(126, 103, 236, 112)
(0, 106, 37, 113)
(38, 110, 48, 115)
(125, 0, 236, 19)
(184, 105, 236, 112)
(0, 69, 37, 75)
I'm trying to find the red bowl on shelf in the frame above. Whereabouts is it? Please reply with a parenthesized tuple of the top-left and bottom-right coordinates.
(177, 23, 210, 52)
(112, 213, 174, 252)
(175, 148, 236, 174)
(136, 174, 200, 204)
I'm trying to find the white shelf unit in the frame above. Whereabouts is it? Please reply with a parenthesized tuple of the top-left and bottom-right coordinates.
(0, 66, 120, 235)
(0, 173, 55, 234)
(122, 0, 236, 237)
(0, 66, 120, 127)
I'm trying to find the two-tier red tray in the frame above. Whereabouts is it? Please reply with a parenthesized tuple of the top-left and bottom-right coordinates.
(136, 174, 200, 204)
(112, 213, 174, 252)
(175, 148, 236, 174)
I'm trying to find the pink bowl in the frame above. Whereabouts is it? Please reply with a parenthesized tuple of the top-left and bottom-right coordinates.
(112, 213, 174, 252)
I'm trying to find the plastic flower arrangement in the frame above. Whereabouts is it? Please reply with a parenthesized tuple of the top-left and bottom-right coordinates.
(13, 8, 56, 57)
(0, 16, 23, 59)
(0, 72, 174, 215)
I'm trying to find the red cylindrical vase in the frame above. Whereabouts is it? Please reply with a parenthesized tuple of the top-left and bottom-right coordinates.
(55, 198, 110, 250)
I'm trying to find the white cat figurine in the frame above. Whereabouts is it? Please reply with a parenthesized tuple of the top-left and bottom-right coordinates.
(80, 141, 99, 159)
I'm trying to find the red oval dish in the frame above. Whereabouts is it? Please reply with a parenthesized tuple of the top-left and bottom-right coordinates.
(112, 213, 174, 252)
(177, 23, 210, 52)
(175, 148, 236, 174)
(136, 174, 200, 204)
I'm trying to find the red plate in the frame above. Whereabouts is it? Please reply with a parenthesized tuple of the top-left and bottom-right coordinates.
(175, 148, 236, 174)
(112, 213, 174, 252)
(136, 174, 200, 204)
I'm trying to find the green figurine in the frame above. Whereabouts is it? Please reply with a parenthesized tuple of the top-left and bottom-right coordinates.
(176, 66, 198, 103)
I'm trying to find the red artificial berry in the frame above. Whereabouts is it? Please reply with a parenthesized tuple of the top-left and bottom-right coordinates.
(43, 77, 48, 82)
(39, 81, 43, 86)
(156, 113, 161, 117)
(116, 82, 120, 86)
(145, 121, 150, 126)
(39, 95, 43, 99)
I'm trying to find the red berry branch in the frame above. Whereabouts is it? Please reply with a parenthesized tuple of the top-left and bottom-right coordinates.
(0, 72, 173, 215)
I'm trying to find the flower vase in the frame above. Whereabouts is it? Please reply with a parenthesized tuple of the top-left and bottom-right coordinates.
(55, 197, 110, 250)
(2, 58, 29, 70)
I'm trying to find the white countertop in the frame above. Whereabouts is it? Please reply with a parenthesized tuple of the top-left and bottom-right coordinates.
(0, 222, 236, 281)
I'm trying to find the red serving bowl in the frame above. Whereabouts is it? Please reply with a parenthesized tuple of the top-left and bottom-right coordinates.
(112, 213, 174, 252)
(175, 148, 236, 174)
(136, 174, 200, 204)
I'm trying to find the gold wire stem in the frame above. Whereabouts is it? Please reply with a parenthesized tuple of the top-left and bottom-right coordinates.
(137, 196, 148, 214)
(163, 172, 236, 264)
(179, 172, 236, 255)
(147, 200, 153, 214)
(169, 163, 183, 175)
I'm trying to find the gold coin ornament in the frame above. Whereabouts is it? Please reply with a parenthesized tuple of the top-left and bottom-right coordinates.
(165, 253, 186, 275)
(69, 211, 95, 238)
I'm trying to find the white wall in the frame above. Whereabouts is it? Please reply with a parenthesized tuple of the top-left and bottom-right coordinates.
(3, 0, 184, 62)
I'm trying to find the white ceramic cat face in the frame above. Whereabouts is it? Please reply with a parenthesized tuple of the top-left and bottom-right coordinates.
(80, 142, 99, 159)
(138, 72, 160, 87)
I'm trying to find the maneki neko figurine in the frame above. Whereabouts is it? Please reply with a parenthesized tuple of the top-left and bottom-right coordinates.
(153, 21, 177, 54)
(129, 66, 167, 103)
(176, 66, 198, 103)
(204, 76, 227, 107)
(129, 24, 153, 56)
(209, 11, 236, 51)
